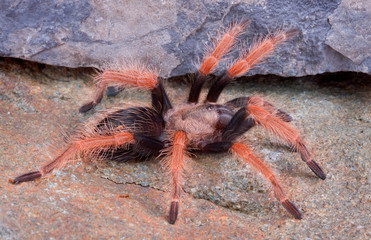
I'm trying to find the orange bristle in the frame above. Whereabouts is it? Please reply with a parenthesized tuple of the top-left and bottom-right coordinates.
(98, 68, 158, 89)
(231, 142, 302, 219)
(163, 130, 188, 224)
(199, 21, 249, 75)
(228, 30, 296, 78)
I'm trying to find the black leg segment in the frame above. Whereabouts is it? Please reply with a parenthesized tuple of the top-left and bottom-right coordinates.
(133, 134, 165, 152)
(188, 72, 207, 103)
(11, 171, 42, 184)
(79, 89, 104, 113)
(152, 78, 172, 115)
(201, 142, 233, 153)
(206, 73, 233, 103)
(106, 86, 125, 97)
(222, 107, 255, 142)
(225, 97, 250, 108)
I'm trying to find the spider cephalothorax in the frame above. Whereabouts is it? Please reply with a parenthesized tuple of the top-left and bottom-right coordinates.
(12, 21, 326, 224)
(165, 103, 234, 146)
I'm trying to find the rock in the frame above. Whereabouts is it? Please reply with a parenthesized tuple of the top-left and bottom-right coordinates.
(1, 58, 370, 239)
(1, 0, 370, 77)
(326, 0, 371, 65)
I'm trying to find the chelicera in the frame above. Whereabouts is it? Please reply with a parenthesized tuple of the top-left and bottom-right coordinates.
(11, 21, 326, 224)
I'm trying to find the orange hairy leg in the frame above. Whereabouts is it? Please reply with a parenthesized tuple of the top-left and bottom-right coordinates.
(79, 66, 159, 112)
(11, 132, 134, 184)
(166, 131, 188, 224)
(205, 29, 297, 103)
(189, 20, 249, 103)
(227, 29, 298, 77)
(225, 96, 293, 122)
(246, 104, 326, 179)
(231, 142, 302, 219)
(198, 20, 250, 76)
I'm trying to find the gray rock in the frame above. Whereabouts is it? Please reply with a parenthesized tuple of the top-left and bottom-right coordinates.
(326, 0, 371, 64)
(1, 0, 370, 76)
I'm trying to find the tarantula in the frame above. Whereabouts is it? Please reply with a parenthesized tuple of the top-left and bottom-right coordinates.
(11, 21, 326, 224)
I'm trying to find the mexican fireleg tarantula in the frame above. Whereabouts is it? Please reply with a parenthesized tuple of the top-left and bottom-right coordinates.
(12, 21, 326, 224)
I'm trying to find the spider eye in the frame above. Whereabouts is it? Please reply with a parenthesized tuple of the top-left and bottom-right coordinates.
(207, 105, 214, 110)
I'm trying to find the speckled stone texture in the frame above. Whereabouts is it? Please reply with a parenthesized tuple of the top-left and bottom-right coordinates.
(0, 58, 370, 239)
(1, 0, 371, 76)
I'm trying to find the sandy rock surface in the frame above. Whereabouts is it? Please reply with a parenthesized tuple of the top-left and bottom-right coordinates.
(0, 58, 370, 239)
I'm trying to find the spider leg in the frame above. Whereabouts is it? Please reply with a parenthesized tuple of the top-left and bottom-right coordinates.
(246, 103, 326, 180)
(226, 96, 293, 122)
(215, 97, 325, 179)
(80, 67, 172, 114)
(11, 132, 135, 184)
(151, 78, 172, 115)
(199, 106, 255, 152)
(106, 86, 125, 97)
(200, 141, 302, 219)
(231, 142, 302, 219)
(164, 131, 188, 224)
(188, 20, 250, 103)
(206, 29, 298, 103)
(221, 107, 256, 142)
(200, 141, 233, 153)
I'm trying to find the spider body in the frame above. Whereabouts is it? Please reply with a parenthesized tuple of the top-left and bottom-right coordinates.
(12, 21, 326, 224)
(165, 103, 234, 147)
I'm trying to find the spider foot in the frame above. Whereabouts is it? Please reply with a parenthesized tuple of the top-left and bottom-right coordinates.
(306, 159, 326, 180)
(282, 199, 302, 219)
(106, 86, 125, 97)
(79, 101, 96, 113)
(10, 171, 42, 184)
(276, 109, 293, 122)
(169, 201, 179, 224)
